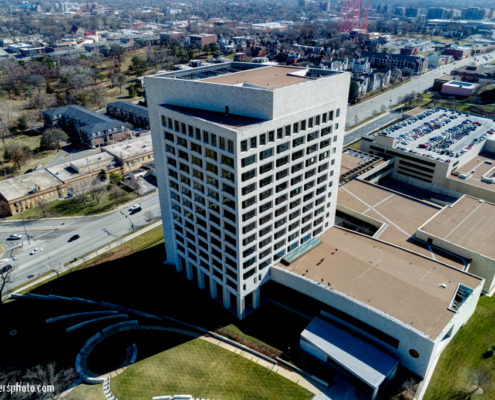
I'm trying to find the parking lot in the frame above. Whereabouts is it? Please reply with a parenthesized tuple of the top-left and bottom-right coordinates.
(378, 108, 495, 163)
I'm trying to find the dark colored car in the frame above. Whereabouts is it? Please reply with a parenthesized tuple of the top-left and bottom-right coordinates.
(1, 264, 13, 274)
(68, 234, 80, 242)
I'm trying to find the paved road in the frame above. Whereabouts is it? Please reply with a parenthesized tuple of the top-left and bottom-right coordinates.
(1, 193, 161, 290)
(344, 111, 401, 146)
(346, 53, 495, 128)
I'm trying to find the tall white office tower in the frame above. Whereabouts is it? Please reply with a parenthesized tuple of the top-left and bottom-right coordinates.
(145, 63, 350, 318)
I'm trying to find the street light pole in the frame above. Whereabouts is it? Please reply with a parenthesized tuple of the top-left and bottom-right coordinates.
(20, 212, 31, 245)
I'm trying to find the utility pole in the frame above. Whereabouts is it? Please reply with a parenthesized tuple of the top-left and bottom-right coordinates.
(20, 212, 31, 245)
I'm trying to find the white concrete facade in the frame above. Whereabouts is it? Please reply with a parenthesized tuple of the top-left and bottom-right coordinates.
(145, 63, 350, 318)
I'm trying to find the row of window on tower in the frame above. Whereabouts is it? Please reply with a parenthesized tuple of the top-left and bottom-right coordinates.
(162, 115, 235, 153)
(240, 109, 340, 152)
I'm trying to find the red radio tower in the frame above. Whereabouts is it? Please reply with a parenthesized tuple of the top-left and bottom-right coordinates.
(338, 0, 369, 33)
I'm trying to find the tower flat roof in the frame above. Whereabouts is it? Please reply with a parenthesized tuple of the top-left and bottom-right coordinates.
(162, 104, 265, 128)
(201, 66, 313, 89)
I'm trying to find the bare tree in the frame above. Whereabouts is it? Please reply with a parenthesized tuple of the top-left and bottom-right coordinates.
(27, 92, 52, 116)
(0, 268, 11, 305)
(0, 103, 18, 148)
(4, 143, 31, 170)
(110, 184, 122, 205)
(89, 178, 104, 201)
(0, 362, 78, 400)
(144, 210, 153, 222)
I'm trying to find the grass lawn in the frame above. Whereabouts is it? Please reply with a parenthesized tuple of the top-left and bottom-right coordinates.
(424, 295, 495, 399)
(0, 133, 60, 176)
(111, 338, 313, 400)
(64, 383, 106, 400)
(345, 139, 361, 150)
(8, 186, 138, 220)
(406, 34, 457, 44)
(77, 224, 164, 268)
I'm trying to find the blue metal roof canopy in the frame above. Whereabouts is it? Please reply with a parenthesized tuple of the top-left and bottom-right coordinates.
(301, 317, 399, 396)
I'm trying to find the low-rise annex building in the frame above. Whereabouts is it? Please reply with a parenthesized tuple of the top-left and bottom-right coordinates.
(270, 226, 483, 397)
(0, 135, 154, 217)
(0, 170, 64, 216)
(416, 195, 495, 294)
(102, 135, 154, 174)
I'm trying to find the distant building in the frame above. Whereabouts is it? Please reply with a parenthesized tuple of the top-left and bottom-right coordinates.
(451, 65, 495, 83)
(350, 57, 371, 74)
(19, 47, 45, 57)
(441, 80, 479, 96)
(7, 43, 32, 53)
(433, 74, 455, 91)
(426, 8, 448, 20)
(106, 101, 149, 129)
(319, 1, 331, 12)
(442, 47, 471, 60)
(405, 8, 419, 18)
(394, 7, 405, 17)
(361, 51, 428, 75)
(190, 33, 217, 49)
(42, 105, 129, 149)
(160, 31, 185, 44)
(400, 47, 419, 56)
(464, 7, 489, 20)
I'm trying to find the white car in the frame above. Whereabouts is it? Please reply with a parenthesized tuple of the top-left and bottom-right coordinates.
(0, 258, 9, 265)
(30, 247, 43, 255)
(128, 204, 142, 214)
(7, 234, 22, 240)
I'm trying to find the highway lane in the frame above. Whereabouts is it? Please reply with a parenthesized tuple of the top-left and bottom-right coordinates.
(2, 193, 161, 289)
(346, 53, 495, 128)
(344, 111, 401, 146)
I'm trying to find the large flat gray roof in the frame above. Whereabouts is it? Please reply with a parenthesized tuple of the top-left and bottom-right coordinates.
(277, 227, 483, 339)
(0, 170, 62, 201)
(419, 195, 495, 260)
